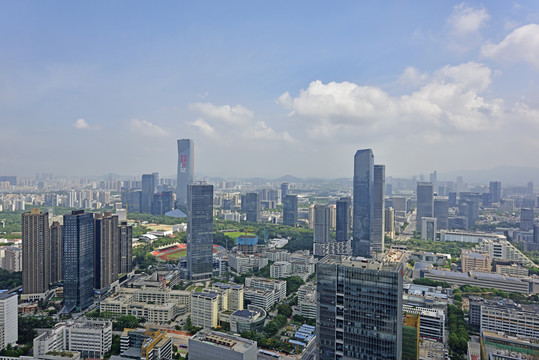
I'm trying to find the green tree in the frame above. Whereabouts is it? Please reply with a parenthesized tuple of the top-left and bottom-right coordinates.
(277, 303, 292, 317)
(113, 315, 140, 331)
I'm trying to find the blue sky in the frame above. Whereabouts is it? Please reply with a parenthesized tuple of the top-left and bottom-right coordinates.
(1, 1, 539, 179)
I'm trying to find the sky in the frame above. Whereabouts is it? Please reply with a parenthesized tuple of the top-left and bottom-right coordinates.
(1, 1, 539, 179)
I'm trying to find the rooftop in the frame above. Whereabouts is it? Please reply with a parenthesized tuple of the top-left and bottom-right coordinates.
(191, 330, 256, 353)
(319, 255, 402, 272)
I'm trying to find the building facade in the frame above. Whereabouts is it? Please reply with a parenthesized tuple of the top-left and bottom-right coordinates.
(283, 194, 298, 227)
(317, 255, 403, 360)
(416, 182, 433, 235)
(63, 210, 95, 312)
(176, 139, 194, 206)
(241, 192, 261, 223)
(336, 197, 351, 242)
(0, 293, 17, 350)
(187, 183, 214, 281)
(94, 212, 119, 291)
(372, 164, 385, 252)
(22, 208, 50, 298)
(353, 149, 374, 257)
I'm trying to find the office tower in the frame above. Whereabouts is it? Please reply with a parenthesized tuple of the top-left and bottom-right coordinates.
(421, 217, 437, 241)
(176, 139, 195, 206)
(126, 189, 142, 213)
(336, 197, 351, 242)
(151, 191, 173, 215)
(313, 204, 330, 256)
(22, 208, 50, 298)
(0, 293, 17, 350)
(353, 149, 374, 257)
(416, 182, 433, 235)
(141, 174, 155, 213)
(433, 198, 449, 230)
(460, 192, 480, 227)
(392, 196, 407, 213)
(118, 221, 133, 274)
(94, 213, 119, 291)
(372, 164, 385, 252)
(448, 192, 457, 207)
(456, 176, 464, 192)
(317, 256, 403, 359)
(520, 208, 534, 231)
(152, 172, 159, 190)
(534, 224, 539, 244)
(329, 204, 337, 229)
(63, 210, 94, 312)
(430, 171, 437, 185)
(282, 194, 298, 227)
(489, 181, 502, 203)
(187, 184, 214, 281)
(280, 183, 290, 204)
(528, 181, 534, 196)
(241, 192, 261, 223)
(50, 221, 63, 284)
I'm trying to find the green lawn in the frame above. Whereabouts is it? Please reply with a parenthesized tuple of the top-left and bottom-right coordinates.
(224, 232, 256, 244)
(163, 249, 187, 260)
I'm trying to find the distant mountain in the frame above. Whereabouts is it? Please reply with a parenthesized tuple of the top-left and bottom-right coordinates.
(439, 165, 539, 186)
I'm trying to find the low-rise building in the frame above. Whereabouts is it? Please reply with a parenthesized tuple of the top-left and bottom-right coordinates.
(112, 328, 172, 360)
(228, 253, 268, 274)
(403, 305, 445, 343)
(496, 263, 529, 277)
(243, 288, 274, 310)
(245, 277, 286, 302)
(229, 305, 266, 334)
(191, 292, 219, 329)
(461, 251, 491, 273)
(213, 283, 244, 312)
(0, 293, 18, 350)
(188, 330, 257, 360)
(270, 261, 291, 278)
(263, 249, 290, 262)
(33, 320, 112, 359)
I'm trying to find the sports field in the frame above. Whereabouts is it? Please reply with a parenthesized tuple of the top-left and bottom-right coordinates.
(153, 243, 225, 261)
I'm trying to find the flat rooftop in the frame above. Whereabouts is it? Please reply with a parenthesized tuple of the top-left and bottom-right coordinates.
(191, 330, 256, 353)
(319, 255, 402, 272)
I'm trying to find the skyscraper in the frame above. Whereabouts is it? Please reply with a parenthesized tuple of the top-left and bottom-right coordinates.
(520, 208, 534, 231)
(282, 194, 298, 227)
(416, 182, 433, 235)
(317, 255, 403, 359)
(94, 212, 119, 291)
(50, 221, 63, 284)
(241, 192, 261, 223)
(141, 174, 155, 213)
(313, 204, 330, 256)
(22, 208, 50, 299)
(187, 183, 214, 281)
(151, 191, 173, 215)
(118, 221, 133, 274)
(63, 210, 94, 312)
(353, 149, 374, 257)
(336, 197, 351, 242)
(433, 198, 449, 230)
(489, 181, 502, 203)
(372, 164, 385, 252)
(280, 183, 290, 204)
(176, 139, 195, 207)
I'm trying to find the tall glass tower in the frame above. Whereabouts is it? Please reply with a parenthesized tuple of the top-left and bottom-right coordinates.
(353, 149, 374, 257)
(176, 139, 194, 207)
(187, 183, 214, 281)
(63, 210, 94, 312)
(317, 255, 403, 359)
(371, 164, 385, 252)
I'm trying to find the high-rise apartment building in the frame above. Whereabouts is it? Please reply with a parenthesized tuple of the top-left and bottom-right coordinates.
(281, 183, 290, 204)
(22, 208, 50, 299)
(336, 197, 351, 242)
(176, 139, 195, 206)
(241, 192, 261, 223)
(187, 184, 214, 281)
(353, 149, 374, 257)
(283, 194, 298, 227)
(317, 255, 403, 359)
(50, 221, 63, 284)
(141, 174, 155, 213)
(94, 212, 119, 291)
(416, 182, 433, 235)
(63, 210, 94, 312)
(118, 221, 133, 274)
(489, 181, 502, 203)
(372, 164, 385, 252)
(0, 293, 17, 350)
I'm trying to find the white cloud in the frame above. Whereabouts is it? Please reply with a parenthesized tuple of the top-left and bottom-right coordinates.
(277, 62, 504, 139)
(129, 119, 168, 137)
(482, 24, 539, 69)
(398, 66, 429, 87)
(189, 102, 294, 143)
(73, 118, 90, 130)
(448, 3, 490, 37)
(191, 118, 215, 137)
(189, 102, 254, 125)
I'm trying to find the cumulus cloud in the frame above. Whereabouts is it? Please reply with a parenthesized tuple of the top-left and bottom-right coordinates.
(189, 102, 254, 125)
(482, 24, 539, 69)
(448, 3, 490, 36)
(73, 118, 90, 130)
(129, 119, 168, 137)
(189, 102, 294, 143)
(277, 62, 504, 140)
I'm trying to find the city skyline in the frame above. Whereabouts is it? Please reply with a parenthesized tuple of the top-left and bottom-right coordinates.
(1, 2, 539, 178)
